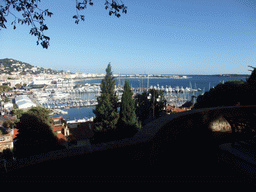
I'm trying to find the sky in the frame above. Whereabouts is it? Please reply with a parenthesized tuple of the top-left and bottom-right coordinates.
(0, 0, 256, 75)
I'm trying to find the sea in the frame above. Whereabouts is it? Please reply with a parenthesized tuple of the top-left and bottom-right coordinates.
(51, 75, 249, 121)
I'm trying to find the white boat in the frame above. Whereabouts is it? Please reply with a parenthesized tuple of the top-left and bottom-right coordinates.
(168, 86, 173, 92)
(50, 92, 71, 100)
(180, 86, 185, 93)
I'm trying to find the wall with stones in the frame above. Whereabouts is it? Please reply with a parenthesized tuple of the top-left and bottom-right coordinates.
(209, 116, 232, 132)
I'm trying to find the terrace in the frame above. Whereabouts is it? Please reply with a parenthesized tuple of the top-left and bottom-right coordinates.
(1, 105, 256, 183)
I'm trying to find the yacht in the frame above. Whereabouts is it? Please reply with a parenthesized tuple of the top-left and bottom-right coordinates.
(50, 91, 71, 100)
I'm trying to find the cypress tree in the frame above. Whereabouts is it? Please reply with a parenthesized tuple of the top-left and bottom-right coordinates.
(93, 63, 119, 131)
(118, 81, 140, 130)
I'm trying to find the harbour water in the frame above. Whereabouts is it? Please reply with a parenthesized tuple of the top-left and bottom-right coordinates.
(51, 75, 248, 120)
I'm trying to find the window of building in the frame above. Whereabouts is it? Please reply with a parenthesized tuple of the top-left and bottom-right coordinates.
(0, 137, 5, 141)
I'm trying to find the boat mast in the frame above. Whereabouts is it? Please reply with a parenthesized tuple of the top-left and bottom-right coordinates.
(147, 74, 149, 91)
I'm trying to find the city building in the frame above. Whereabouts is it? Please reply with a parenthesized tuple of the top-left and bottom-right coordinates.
(0, 127, 14, 153)
(51, 117, 70, 143)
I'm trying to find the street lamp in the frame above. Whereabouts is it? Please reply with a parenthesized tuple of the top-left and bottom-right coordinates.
(147, 91, 161, 119)
(147, 93, 151, 100)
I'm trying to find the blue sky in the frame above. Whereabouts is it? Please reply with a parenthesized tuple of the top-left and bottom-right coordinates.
(1, 0, 255, 75)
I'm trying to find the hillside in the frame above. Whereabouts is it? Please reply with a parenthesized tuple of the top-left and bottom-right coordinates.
(0, 58, 68, 75)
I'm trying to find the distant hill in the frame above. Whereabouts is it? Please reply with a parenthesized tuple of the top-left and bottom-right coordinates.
(0, 58, 69, 75)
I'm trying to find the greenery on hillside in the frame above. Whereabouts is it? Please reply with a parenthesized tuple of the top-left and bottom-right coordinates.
(0, 58, 67, 75)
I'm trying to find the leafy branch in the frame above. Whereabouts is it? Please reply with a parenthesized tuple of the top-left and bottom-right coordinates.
(73, 0, 127, 24)
(1, 0, 53, 48)
(0, 0, 127, 49)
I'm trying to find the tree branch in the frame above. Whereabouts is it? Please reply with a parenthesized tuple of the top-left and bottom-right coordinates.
(0, 0, 127, 49)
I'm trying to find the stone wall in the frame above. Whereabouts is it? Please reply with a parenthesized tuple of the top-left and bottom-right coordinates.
(209, 116, 232, 132)
(3, 105, 256, 178)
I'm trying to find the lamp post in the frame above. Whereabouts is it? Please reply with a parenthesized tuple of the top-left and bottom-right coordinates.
(147, 90, 161, 119)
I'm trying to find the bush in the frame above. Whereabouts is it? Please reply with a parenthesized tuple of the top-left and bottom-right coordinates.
(194, 81, 243, 109)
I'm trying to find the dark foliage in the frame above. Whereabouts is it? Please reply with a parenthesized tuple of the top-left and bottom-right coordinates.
(194, 81, 244, 109)
(0, 148, 14, 162)
(134, 91, 151, 126)
(242, 66, 256, 105)
(193, 67, 256, 109)
(14, 112, 63, 159)
(134, 89, 166, 126)
(93, 63, 119, 131)
(2, 119, 18, 129)
(26, 106, 53, 125)
(118, 81, 140, 129)
(1, 0, 127, 48)
(92, 74, 140, 144)
(148, 89, 166, 118)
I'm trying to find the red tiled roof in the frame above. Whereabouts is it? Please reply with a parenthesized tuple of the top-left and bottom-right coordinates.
(52, 116, 63, 120)
(51, 116, 66, 132)
(13, 128, 19, 139)
(52, 125, 65, 132)
(165, 106, 191, 113)
(57, 133, 68, 142)
(51, 116, 69, 142)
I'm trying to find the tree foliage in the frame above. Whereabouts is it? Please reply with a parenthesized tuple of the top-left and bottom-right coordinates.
(241, 66, 256, 105)
(147, 89, 166, 118)
(192, 67, 256, 109)
(2, 119, 18, 129)
(25, 106, 53, 125)
(118, 80, 140, 129)
(12, 109, 23, 118)
(194, 81, 244, 109)
(134, 89, 166, 126)
(14, 106, 62, 158)
(0, 0, 127, 49)
(0, 85, 12, 92)
(134, 91, 151, 126)
(15, 83, 22, 89)
(93, 63, 119, 131)
(4, 97, 9, 102)
(193, 78, 248, 109)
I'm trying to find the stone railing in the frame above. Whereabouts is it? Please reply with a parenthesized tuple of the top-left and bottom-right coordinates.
(2, 105, 256, 181)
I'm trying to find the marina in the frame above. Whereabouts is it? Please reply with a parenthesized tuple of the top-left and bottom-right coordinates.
(26, 75, 248, 121)
(32, 82, 201, 110)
